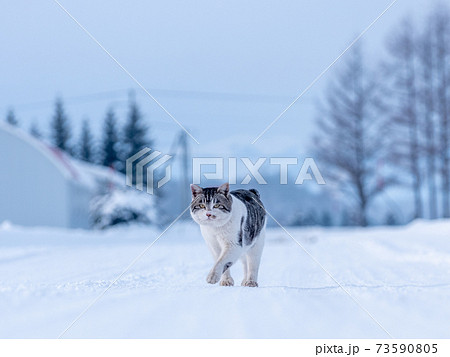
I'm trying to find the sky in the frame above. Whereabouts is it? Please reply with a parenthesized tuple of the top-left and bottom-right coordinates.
(0, 0, 432, 161)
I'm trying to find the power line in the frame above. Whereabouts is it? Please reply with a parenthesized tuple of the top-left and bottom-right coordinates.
(8, 89, 130, 111)
(6, 87, 310, 112)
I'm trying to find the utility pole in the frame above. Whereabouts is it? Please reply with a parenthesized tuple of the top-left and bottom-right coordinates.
(168, 130, 191, 217)
(179, 131, 190, 215)
(128, 89, 136, 105)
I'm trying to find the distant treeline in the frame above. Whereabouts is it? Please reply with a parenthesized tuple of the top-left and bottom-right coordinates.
(4, 95, 151, 174)
(314, 5, 450, 225)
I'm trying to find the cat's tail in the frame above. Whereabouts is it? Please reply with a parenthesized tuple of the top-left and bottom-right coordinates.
(249, 188, 260, 198)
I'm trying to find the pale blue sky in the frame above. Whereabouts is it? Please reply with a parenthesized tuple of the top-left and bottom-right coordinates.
(0, 0, 432, 159)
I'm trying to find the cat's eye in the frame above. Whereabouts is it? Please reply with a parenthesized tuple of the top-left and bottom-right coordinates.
(213, 204, 222, 208)
(199, 204, 206, 209)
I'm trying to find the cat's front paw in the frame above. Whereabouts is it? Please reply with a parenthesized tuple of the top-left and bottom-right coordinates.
(219, 276, 234, 286)
(206, 270, 220, 284)
(242, 280, 258, 287)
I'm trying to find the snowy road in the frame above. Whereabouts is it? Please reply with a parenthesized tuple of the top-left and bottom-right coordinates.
(0, 220, 449, 338)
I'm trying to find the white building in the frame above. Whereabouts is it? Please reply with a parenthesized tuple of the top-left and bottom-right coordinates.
(0, 123, 122, 229)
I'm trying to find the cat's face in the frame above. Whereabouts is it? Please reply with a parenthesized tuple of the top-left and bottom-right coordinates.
(190, 183, 232, 227)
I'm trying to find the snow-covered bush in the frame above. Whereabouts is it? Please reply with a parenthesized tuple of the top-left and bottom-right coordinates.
(90, 188, 157, 229)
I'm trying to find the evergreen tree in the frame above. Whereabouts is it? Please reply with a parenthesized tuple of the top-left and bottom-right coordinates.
(78, 119, 94, 163)
(122, 98, 149, 171)
(5, 109, 18, 126)
(50, 98, 72, 153)
(101, 108, 120, 168)
(29, 122, 42, 139)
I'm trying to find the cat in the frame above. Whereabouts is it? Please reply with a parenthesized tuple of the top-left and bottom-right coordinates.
(190, 182, 266, 287)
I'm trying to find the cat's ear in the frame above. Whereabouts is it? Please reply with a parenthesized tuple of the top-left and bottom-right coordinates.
(217, 182, 230, 196)
(190, 184, 203, 198)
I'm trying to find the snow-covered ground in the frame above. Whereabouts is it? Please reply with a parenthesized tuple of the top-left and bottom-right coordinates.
(0, 219, 449, 338)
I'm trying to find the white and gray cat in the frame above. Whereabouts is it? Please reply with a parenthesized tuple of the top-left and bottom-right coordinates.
(190, 183, 266, 287)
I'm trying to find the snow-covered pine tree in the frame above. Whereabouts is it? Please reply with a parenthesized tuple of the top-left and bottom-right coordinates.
(50, 98, 72, 154)
(5, 109, 18, 126)
(29, 121, 42, 139)
(78, 119, 94, 163)
(100, 108, 120, 168)
(121, 96, 150, 173)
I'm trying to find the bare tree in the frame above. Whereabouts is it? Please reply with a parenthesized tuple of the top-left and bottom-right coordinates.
(384, 19, 423, 219)
(434, 8, 450, 218)
(313, 46, 389, 226)
(418, 21, 438, 219)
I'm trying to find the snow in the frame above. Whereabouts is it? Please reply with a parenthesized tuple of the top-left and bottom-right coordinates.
(69, 158, 124, 191)
(0, 219, 449, 338)
(90, 188, 157, 229)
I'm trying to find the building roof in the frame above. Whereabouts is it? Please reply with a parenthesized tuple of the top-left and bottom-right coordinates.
(0, 122, 124, 191)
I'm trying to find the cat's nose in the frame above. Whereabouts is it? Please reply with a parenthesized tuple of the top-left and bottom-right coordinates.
(206, 212, 212, 217)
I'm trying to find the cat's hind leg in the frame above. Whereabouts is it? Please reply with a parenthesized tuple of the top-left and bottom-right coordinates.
(240, 255, 248, 286)
(242, 231, 265, 287)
